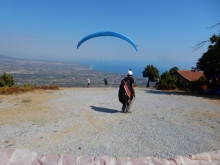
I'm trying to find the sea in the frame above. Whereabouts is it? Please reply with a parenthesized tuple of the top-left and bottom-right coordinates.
(79, 60, 167, 78)
(77, 60, 168, 87)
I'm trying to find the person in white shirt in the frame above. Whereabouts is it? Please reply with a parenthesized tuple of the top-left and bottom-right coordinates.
(87, 78, 90, 88)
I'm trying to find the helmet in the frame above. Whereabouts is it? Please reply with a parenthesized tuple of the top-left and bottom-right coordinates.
(127, 69, 132, 76)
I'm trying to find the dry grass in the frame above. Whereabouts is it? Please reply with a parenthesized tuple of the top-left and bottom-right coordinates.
(0, 85, 59, 95)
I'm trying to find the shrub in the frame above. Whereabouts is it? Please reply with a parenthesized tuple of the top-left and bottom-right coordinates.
(187, 76, 207, 91)
(0, 79, 6, 87)
(37, 85, 59, 90)
(23, 83, 36, 91)
(0, 72, 15, 87)
(157, 71, 182, 90)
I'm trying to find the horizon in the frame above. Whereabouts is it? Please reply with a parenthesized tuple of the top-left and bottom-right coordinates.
(0, 54, 197, 79)
(0, 0, 219, 73)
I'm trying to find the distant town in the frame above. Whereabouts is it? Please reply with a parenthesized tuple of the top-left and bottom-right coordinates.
(0, 55, 146, 87)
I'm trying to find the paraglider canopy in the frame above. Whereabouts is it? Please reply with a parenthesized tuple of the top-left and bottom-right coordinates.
(77, 31, 138, 52)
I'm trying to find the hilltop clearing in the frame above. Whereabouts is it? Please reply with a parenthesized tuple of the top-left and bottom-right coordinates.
(0, 88, 219, 158)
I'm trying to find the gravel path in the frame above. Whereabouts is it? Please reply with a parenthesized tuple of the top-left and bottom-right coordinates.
(0, 88, 219, 159)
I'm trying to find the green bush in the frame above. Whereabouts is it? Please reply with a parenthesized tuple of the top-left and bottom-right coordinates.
(187, 76, 207, 91)
(0, 72, 15, 87)
(157, 71, 182, 90)
(0, 79, 6, 87)
(157, 79, 177, 90)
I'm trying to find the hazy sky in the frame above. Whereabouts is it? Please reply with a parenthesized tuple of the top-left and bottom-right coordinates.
(0, 0, 219, 70)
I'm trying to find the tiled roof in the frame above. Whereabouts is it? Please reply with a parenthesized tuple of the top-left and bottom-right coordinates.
(176, 70, 204, 81)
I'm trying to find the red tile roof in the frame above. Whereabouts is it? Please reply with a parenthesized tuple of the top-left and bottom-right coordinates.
(177, 70, 204, 81)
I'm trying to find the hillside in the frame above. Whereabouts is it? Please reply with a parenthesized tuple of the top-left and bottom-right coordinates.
(0, 55, 146, 87)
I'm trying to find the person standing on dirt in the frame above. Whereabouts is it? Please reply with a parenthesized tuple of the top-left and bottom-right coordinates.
(104, 77, 108, 87)
(87, 78, 90, 88)
(122, 69, 136, 113)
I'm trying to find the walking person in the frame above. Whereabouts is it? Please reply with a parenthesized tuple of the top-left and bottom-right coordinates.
(87, 78, 90, 88)
(119, 69, 136, 113)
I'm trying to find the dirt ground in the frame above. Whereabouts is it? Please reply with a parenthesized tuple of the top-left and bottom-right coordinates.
(0, 88, 219, 126)
(0, 90, 60, 126)
(0, 88, 219, 158)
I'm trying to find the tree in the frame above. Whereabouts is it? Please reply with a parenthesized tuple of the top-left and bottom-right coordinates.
(193, 23, 220, 51)
(193, 34, 220, 79)
(169, 67, 179, 74)
(0, 72, 15, 87)
(192, 23, 220, 79)
(142, 65, 159, 87)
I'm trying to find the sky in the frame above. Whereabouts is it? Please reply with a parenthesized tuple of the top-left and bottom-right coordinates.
(0, 0, 219, 74)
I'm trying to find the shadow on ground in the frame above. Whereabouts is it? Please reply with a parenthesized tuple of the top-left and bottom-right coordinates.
(90, 106, 120, 113)
(145, 89, 220, 100)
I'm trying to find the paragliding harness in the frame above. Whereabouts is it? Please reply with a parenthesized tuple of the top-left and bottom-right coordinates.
(118, 77, 131, 104)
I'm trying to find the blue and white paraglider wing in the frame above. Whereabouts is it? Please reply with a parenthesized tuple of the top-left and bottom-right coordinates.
(77, 31, 138, 52)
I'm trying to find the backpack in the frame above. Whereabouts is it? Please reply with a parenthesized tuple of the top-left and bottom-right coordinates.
(118, 77, 131, 103)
